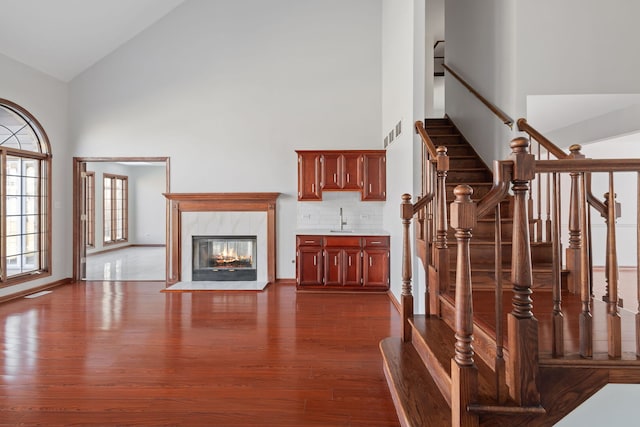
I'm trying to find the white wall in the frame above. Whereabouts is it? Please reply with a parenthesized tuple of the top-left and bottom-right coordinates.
(516, 0, 640, 115)
(445, 0, 640, 164)
(128, 166, 166, 244)
(0, 54, 71, 298)
(425, 0, 444, 118)
(382, 0, 426, 309)
(86, 163, 166, 254)
(444, 0, 516, 164)
(69, 0, 383, 279)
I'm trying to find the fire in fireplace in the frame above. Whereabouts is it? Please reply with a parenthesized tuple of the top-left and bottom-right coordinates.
(192, 235, 257, 281)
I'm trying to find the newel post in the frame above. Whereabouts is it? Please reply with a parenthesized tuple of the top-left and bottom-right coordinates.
(507, 138, 541, 406)
(401, 193, 414, 342)
(435, 146, 451, 294)
(566, 144, 586, 294)
(450, 185, 479, 427)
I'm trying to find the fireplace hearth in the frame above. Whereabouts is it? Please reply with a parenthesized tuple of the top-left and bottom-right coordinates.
(192, 235, 257, 281)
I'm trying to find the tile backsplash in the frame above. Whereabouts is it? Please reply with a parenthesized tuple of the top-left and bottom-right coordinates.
(296, 192, 384, 231)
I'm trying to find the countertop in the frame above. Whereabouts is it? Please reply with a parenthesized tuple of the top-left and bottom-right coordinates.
(296, 229, 390, 236)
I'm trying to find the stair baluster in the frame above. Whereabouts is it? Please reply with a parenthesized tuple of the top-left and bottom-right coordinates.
(551, 172, 564, 357)
(578, 169, 594, 358)
(605, 183, 622, 358)
(637, 172, 640, 357)
(450, 185, 479, 427)
(436, 147, 451, 295)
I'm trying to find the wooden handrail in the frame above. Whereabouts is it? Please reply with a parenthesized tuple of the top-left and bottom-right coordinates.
(535, 158, 640, 173)
(415, 120, 439, 158)
(443, 64, 514, 129)
(476, 160, 514, 219)
(516, 118, 568, 159)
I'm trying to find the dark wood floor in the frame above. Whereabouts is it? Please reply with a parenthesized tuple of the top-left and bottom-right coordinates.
(0, 282, 401, 426)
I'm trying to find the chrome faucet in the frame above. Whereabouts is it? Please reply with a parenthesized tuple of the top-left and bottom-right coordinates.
(339, 207, 347, 231)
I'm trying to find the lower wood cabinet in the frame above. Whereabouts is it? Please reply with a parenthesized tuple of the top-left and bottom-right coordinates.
(296, 236, 324, 286)
(296, 234, 389, 291)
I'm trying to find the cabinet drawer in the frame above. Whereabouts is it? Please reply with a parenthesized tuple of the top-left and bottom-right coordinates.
(324, 236, 361, 247)
(362, 236, 389, 248)
(297, 235, 323, 246)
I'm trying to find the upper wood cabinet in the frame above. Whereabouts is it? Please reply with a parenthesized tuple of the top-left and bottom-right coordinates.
(296, 150, 385, 201)
(297, 152, 322, 201)
(362, 152, 386, 201)
(321, 152, 362, 191)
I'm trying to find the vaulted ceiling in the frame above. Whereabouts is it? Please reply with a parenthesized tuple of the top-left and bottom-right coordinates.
(0, 0, 185, 82)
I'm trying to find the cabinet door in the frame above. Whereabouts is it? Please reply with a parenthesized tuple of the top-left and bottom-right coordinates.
(342, 153, 362, 190)
(324, 248, 343, 286)
(321, 153, 342, 190)
(362, 153, 386, 201)
(343, 248, 362, 286)
(298, 152, 322, 200)
(297, 247, 323, 286)
(363, 249, 389, 288)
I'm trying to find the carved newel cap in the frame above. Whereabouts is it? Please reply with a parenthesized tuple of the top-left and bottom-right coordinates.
(401, 193, 413, 220)
(450, 184, 476, 230)
(510, 137, 529, 152)
(569, 144, 585, 159)
(509, 137, 535, 181)
(436, 145, 449, 171)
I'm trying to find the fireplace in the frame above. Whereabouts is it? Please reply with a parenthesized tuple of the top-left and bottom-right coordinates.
(192, 235, 257, 281)
(163, 192, 279, 285)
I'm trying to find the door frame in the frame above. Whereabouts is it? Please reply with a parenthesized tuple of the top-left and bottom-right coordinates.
(72, 157, 171, 281)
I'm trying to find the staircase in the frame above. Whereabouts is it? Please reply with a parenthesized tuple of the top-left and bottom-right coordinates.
(423, 117, 561, 292)
(380, 117, 640, 426)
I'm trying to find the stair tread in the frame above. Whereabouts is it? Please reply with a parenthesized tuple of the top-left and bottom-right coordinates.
(410, 316, 519, 407)
(380, 337, 452, 427)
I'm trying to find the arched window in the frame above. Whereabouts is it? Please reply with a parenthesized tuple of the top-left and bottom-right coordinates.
(0, 99, 51, 285)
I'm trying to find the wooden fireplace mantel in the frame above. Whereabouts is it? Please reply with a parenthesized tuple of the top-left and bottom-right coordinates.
(163, 192, 280, 284)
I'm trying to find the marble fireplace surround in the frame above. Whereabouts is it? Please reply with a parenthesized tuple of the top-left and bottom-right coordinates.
(163, 193, 280, 284)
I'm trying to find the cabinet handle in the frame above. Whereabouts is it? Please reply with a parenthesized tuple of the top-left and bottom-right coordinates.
(348, 256, 352, 266)
(311, 184, 315, 192)
(333, 173, 337, 183)
(304, 240, 315, 244)
(369, 257, 372, 267)
(370, 241, 382, 244)
(313, 255, 317, 266)
(369, 184, 372, 193)
(346, 173, 350, 183)
(334, 255, 337, 266)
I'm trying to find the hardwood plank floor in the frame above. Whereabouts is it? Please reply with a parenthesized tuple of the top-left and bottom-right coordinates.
(0, 282, 401, 426)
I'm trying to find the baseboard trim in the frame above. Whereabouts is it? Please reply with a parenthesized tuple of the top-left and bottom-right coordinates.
(0, 277, 74, 305)
(387, 290, 401, 313)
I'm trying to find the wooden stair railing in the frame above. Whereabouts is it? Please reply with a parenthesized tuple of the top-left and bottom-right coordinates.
(535, 156, 640, 359)
(390, 113, 640, 425)
(398, 137, 544, 417)
(414, 120, 450, 316)
(517, 119, 613, 297)
(443, 64, 514, 129)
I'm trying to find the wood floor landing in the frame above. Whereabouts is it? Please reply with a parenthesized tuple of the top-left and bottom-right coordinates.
(0, 281, 401, 426)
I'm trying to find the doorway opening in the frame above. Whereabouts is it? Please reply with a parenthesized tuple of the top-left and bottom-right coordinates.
(73, 157, 170, 281)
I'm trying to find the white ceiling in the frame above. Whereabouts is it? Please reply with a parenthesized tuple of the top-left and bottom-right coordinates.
(0, 0, 185, 82)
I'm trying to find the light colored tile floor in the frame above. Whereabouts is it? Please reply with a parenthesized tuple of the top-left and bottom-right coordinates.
(85, 246, 166, 281)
